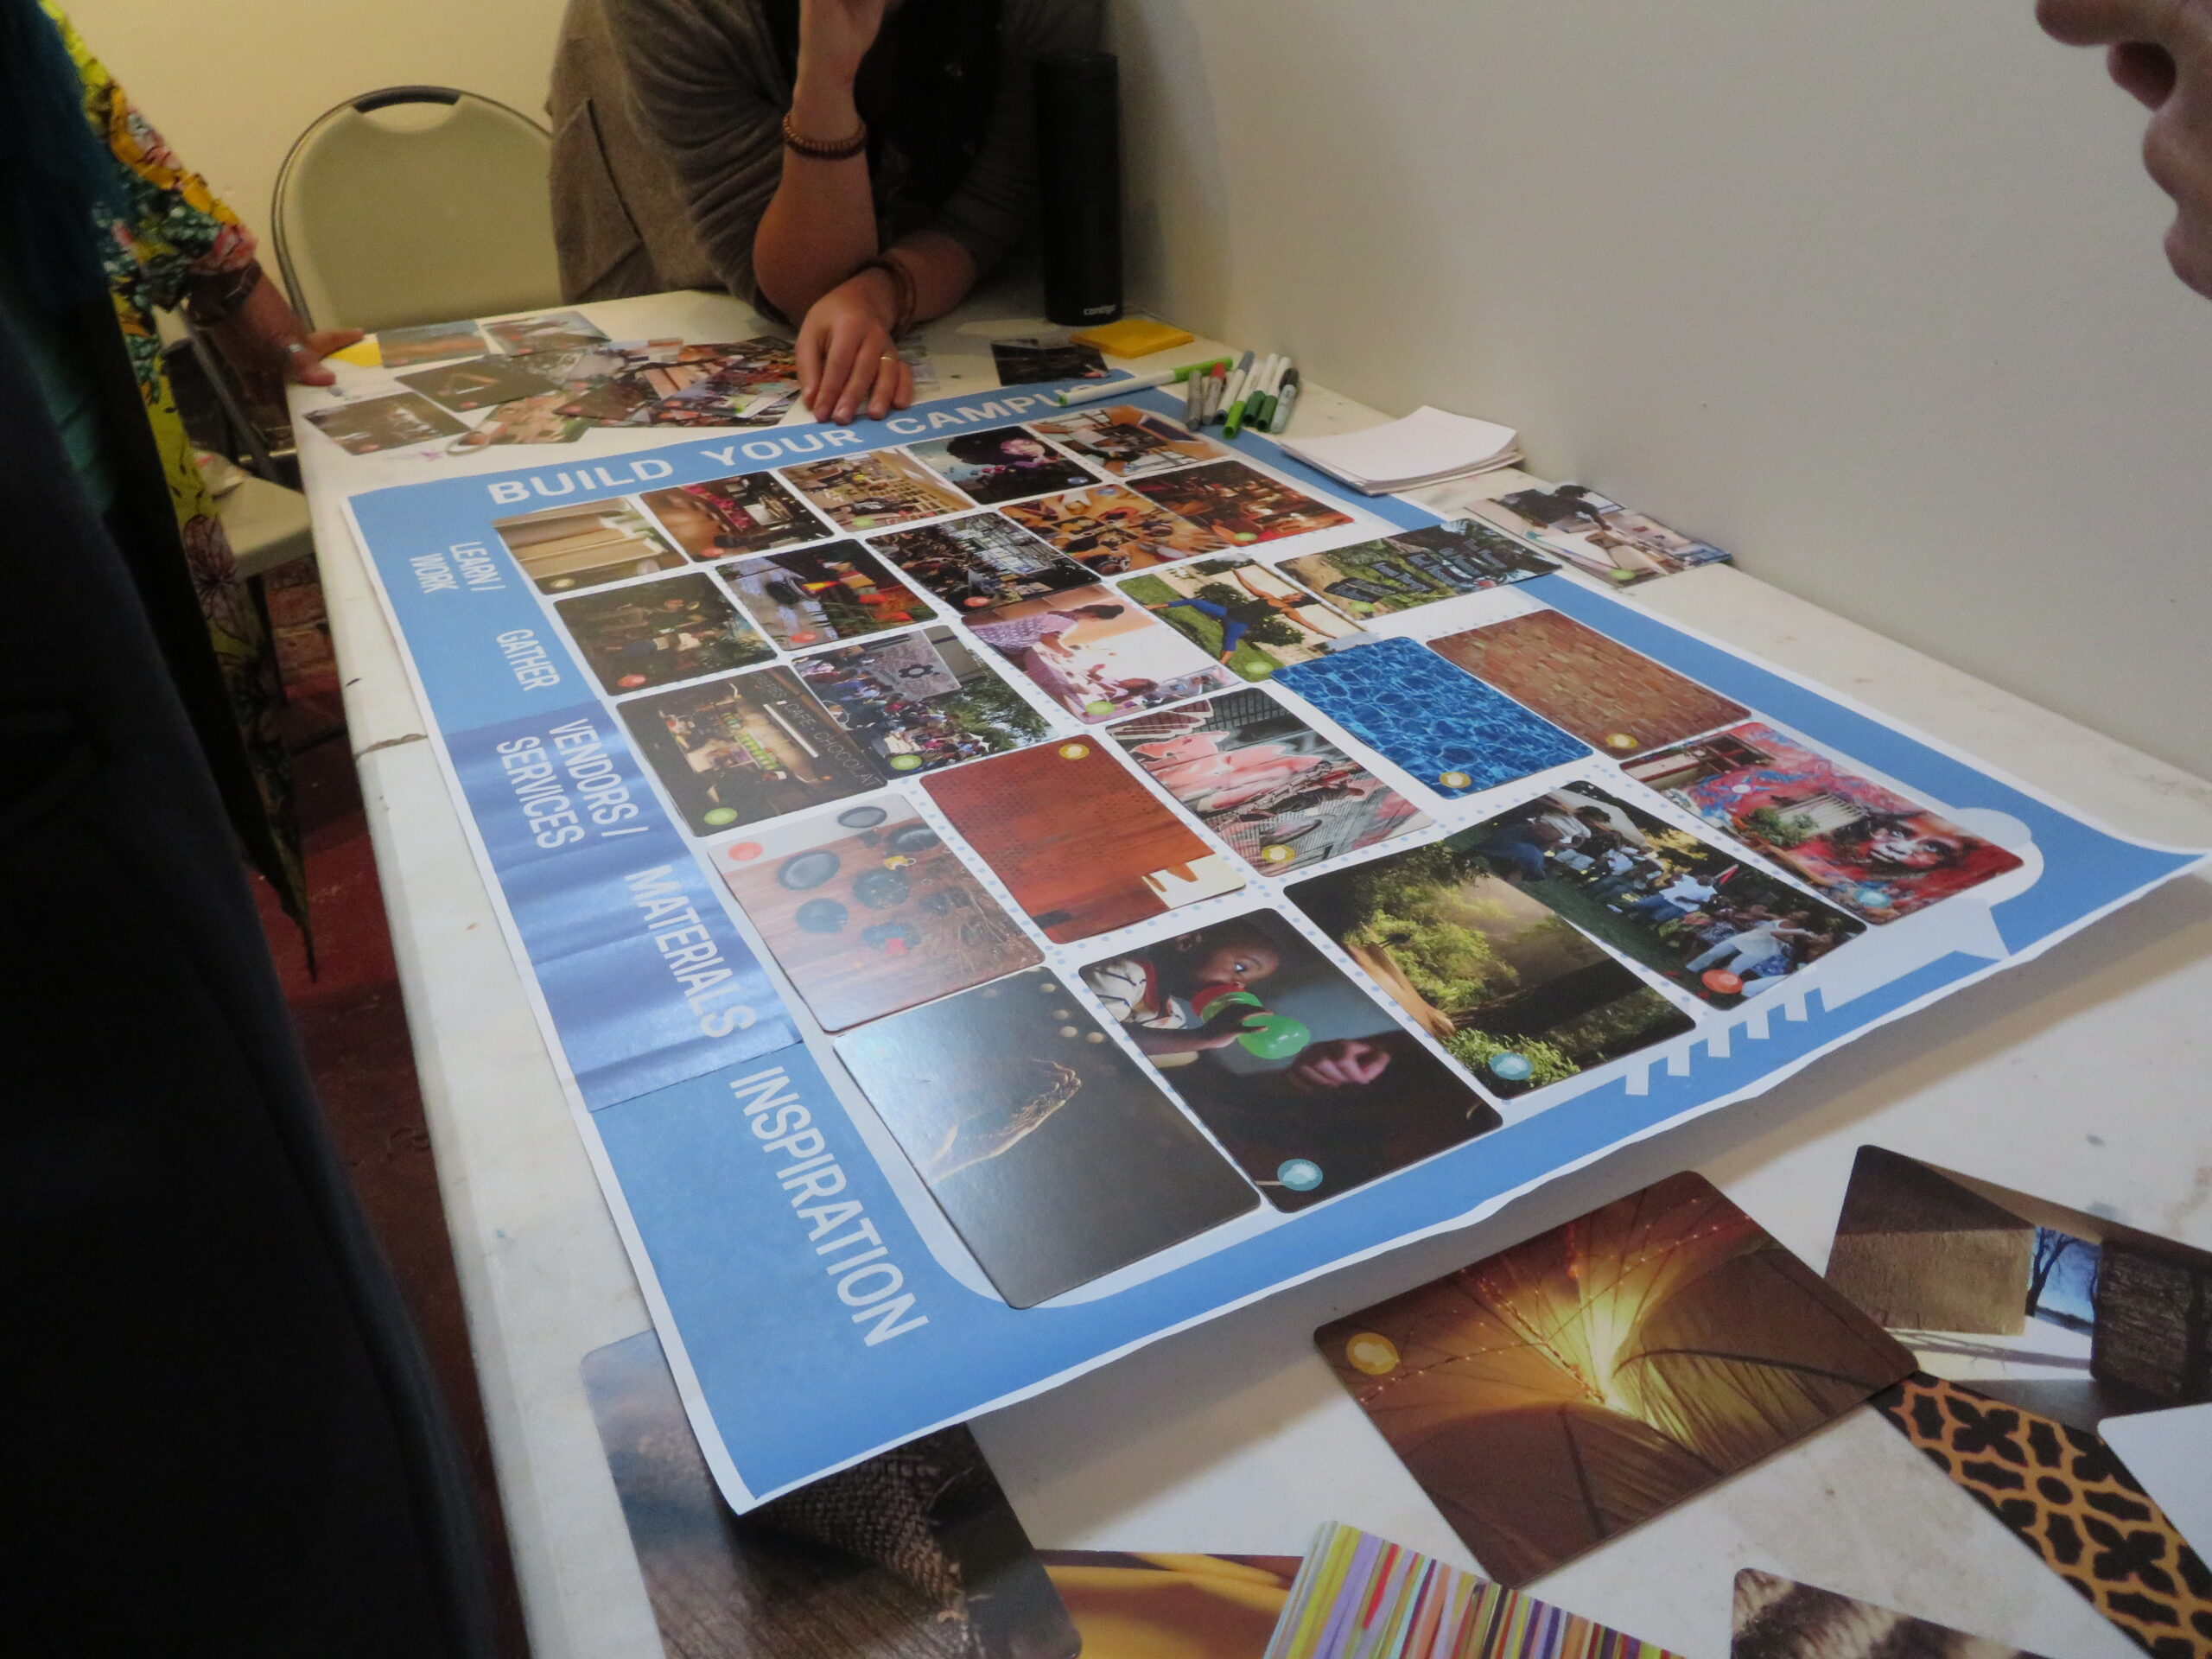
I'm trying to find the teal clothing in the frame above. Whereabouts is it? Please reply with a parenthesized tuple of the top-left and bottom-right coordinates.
(0, 248, 117, 510)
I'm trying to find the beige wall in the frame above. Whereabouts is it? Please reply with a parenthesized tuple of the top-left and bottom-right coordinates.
(1109, 0, 2212, 781)
(62, 0, 566, 243)
(69, 1, 2212, 777)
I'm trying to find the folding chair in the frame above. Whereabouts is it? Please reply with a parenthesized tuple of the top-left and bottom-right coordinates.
(271, 86, 562, 334)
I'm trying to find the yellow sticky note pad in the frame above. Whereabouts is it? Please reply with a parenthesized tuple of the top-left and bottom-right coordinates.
(331, 339, 383, 367)
(1071, 317, 1195, 358)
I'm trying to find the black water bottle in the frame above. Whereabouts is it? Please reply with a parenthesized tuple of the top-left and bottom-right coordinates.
(1033, 51, 1123, 326)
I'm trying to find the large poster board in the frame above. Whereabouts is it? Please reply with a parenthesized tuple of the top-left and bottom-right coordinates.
(343, 381, 2200, 1508)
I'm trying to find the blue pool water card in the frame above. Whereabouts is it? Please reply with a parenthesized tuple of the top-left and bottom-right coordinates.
(1274, 635, 1590, 796)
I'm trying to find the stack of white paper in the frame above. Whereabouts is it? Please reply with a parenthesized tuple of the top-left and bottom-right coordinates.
(1277, 405, 1521, 495)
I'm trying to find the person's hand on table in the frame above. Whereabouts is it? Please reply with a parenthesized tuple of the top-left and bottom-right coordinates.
(796, 268, 913, 424)
(206, 274, 363, 399)
(2038, 0, 2212, 295)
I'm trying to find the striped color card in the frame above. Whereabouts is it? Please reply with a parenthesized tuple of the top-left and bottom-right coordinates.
(1264, 1523, 1681, 1659)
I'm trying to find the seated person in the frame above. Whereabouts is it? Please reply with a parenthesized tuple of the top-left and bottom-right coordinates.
(551, 0, 1101, 424)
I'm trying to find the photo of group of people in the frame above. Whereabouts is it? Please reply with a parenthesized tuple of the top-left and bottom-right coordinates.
(962, 586, 1238, 722)
(714, 541, 931, 649)
(491, 499, 688, 593)
(639, 474, 826, 562)
(1465, 783, 1865, 1007)
(1109, 692, 1429, 872)
(1278, 520, 1554, 618)
(1077, 910, 1501, 1210)
(1029, 404, 1229, 479)
(906, 425, 1095, 505)
(618, 665, 882, 832)
(1002, 482, 1224, 574)
(1116, 556, 1364, 680)
(552, 571, 773, 695)
(1287, 832, 1696, 1094)
(868, 513, 1094, 609)
(790, 626, 1050, 776)
(1624, 721, 2023, 921)
(1472, 483, 1730, 585)
(834, 968, 1259, 1307)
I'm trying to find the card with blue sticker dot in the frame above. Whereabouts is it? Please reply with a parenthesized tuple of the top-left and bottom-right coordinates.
(1274, 637, 1589, 798)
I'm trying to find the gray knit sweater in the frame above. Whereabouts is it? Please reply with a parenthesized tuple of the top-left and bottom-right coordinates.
(550, 0, 1100, 307)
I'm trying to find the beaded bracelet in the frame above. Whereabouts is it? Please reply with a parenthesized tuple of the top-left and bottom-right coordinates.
(780, 111, 868, 161)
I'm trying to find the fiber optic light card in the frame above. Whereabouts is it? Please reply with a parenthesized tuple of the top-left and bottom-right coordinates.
(341, 378, 2204, 1508)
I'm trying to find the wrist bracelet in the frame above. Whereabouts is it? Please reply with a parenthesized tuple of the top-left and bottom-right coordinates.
(780, 110, 868, 161)
(859, 252, 917, 336)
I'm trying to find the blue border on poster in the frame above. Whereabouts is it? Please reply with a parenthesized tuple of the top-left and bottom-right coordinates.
(346, 376, 2201, 1499)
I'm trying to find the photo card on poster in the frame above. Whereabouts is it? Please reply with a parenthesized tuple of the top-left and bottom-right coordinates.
(963, 585, 1239, 723)
(989, 336, 1108, 386)
(1274, 636, 1589, 798)
(552, 569, 773, 695)
(715, 539, 934, 650)
(1287, 831, 1697, 1094)
(639, 473, 828, 562)
(922, 740, 1245, 943)
(834, 967, 1261, 1307)
(1125, 459, 1356, 545)
(905, 424, 1098, 505)
(304, 391, 466, 455)
(1470, 781, 1866, 1008)
(1624, 721, 2024, 921)
(1276, 519, 1554, 619)
(868, 512, 1096, 610)
(582, 1328, 1081, 1659)
(1001, 481, 1224, 574)
(443, 391, 588, 452)
(1027, 404, 1230, 479)
(619, 664, 882, 834)
(716, 793, 1042, 1032)
(1077, 909, 1502, 1210)
(1428, 607, 1751, 754)
(1473, 483, 1728, 585)
(395, 354, 562, 413)
(781, 449, 974, 531)
(481, 309, 609, 355)
(791, 624, 1052, 778)
(556, 373, 661, 426)
(1316, 1171, 1914, 1586)
(1116, 555, 1365, 682)
(492, 498, 688, 594)
(1109, 690, 1430, 874)
(375, 317, 488, 368)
